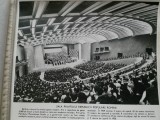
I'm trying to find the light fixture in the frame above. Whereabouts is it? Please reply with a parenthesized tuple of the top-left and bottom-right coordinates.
(54, 25, 59, 31)
(62, 17, 72, 24)
(47, 18, 56, 25)
(32, 20, 37, 28)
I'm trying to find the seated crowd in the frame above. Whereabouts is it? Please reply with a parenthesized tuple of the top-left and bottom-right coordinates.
(100, 52, 147, 61)
(79, 63, 126, 79)
(14, 56, 158, 104)
(44, 62, 127, 82)
(44, 68, 80, 82)
(75, 61, 105, 71)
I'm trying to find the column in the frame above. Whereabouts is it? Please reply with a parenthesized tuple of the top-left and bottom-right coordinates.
(24, 44, 35, 72)
(78, 43, 82, 60)
(34, 45, 45, 68)
(81, 43, 91, 61)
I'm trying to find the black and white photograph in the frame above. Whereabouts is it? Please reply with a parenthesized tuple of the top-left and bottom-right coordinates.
(14, 0, 159, 105)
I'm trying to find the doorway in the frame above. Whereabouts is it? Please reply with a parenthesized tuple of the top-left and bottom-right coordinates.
(117, 53, 123, 58)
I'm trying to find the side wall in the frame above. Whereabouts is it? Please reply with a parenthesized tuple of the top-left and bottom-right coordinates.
(91, 34, 156, 60)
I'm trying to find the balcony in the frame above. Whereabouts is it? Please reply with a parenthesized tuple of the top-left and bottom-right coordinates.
(16, 60, 28, 67)
(93, 50, 110, 54)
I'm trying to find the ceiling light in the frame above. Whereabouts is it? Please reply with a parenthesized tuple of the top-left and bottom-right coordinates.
(75, 17, 86, 23)
(63, 24, 70, 30)
(48, 18, 56, 25)
(43, 26, 48, 32)
(31, 28, 35, 35)
(32, 20, 37, 28)
(62, 17, 73, 24)
(54, 25, 59, 31)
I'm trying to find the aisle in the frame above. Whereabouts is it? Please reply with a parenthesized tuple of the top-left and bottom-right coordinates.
(122, 59, 153, 76)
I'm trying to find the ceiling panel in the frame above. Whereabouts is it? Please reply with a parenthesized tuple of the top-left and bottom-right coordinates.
(71, 1, 96, 13)
(35, 27, 43, 32)
(20, 2, 34, 16)
(18, 1, 159, 46)
(37, 19, 48, 25)
(22, 28, 31, 34)
(44, 1, 68, 14)
(19, 20, 30, 28)
(93, 1, 120, 13)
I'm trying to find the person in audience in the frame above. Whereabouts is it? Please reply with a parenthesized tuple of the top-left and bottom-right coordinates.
(64, 92, 71, 103)
(121, 82, 138, 104)
(139, 79, 159, 105)
(96, 86, 117, 104)
(70, 88, 78, 103)
(77, 86, 90, 103)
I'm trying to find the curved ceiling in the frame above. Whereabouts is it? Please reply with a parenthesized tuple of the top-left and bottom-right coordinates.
(17, 1, 159, 46)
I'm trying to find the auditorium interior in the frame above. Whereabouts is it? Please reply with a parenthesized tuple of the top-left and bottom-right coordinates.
(14, 1, 159, 104)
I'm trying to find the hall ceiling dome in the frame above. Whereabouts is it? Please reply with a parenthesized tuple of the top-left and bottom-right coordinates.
(18, 1, 158, 46)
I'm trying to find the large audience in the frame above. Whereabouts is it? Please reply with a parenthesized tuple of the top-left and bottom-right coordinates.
(14, 55, 158, 105)
(100, 52, 147, 61)
(75, 61, 105, 71)
(44, 61, 127, 82)
(44, 68, 80, 82)
(79, 63, 126, 79)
